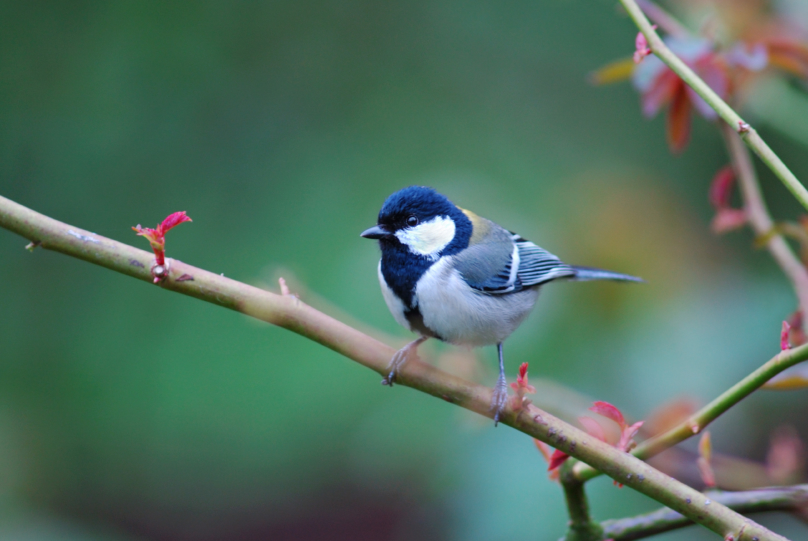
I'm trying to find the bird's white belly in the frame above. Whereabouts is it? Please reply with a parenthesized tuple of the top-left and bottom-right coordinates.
(414, 257, 540, 346)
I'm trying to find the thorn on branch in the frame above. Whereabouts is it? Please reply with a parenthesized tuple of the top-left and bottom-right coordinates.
(782, 320, 792, 350)
(279, 277, 291, 296)
(25, 240, 41, 251)
(738, 121, 751, 134)
(151, 262, 170, 284)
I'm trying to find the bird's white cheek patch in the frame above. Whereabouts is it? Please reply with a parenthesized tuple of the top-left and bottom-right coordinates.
(396, 216, 456, 259)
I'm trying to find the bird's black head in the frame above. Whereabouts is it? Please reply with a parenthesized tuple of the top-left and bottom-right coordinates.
(361, 186, 472, 258)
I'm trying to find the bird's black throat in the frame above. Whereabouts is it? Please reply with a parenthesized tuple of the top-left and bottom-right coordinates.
(379, 241, 434, 309)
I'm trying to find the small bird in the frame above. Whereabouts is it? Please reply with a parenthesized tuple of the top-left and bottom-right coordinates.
(361, 186, 642, 423)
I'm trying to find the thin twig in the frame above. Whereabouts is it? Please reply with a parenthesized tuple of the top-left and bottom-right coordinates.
(720, 122, 808, 331)
(602, 485, 808, 541)
(0, 195, 792, 540)
(619, 0, 808, 212)
(573, 340, 808, 482)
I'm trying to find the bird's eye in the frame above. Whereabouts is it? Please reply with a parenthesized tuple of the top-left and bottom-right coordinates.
(406, 215, 419, 227)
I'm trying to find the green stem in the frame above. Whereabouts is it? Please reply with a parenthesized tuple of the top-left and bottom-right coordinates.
(603, 485, 808, 541)
(574, 341, 808, 482)
(619, 0, 808, 212)
(560, 464, 605, 541)
(0, 194, 792, 540)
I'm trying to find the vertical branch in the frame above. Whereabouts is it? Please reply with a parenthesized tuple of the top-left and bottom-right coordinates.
(560, 464, 604, 541)
(720, 122, 808, 331)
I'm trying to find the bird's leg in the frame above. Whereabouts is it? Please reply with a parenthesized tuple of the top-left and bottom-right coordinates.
(382, 336, 428, 386)
(491, 342, 509, 426)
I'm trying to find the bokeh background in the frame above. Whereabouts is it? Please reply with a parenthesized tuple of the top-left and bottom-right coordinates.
(2, 1, 808, 539)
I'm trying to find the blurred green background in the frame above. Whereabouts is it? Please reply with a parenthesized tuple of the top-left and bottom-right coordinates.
(2, 1, 808, 539)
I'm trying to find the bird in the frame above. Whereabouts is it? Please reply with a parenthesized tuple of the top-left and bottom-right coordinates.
(361, 186, 642, 424)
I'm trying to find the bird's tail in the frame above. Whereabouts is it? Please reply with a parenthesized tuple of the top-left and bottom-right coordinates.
(571, 266, 644, 283)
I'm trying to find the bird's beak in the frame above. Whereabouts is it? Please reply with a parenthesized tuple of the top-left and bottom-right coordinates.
(360, 225, 391, 239)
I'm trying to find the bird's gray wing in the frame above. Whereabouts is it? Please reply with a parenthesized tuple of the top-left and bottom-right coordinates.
(512, 235, 576, 287)
(453, 217, 576, 294)
(452, 219, 523, 294)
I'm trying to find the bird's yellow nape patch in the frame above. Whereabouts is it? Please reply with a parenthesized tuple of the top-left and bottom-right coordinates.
(460, 208, 491, 245)
(395, 215, 456, 259)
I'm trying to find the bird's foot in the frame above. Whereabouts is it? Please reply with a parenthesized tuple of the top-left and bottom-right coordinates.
(382, 337, 427, 386)
(491, 374, 509, 426)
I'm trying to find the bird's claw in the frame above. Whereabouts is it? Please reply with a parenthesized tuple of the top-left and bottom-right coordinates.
(381, 343, 418, 386)
(491, 376, 509, 426)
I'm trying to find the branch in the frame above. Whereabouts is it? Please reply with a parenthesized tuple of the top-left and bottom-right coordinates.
(619, 0, 808, 212)
(574, 339, 808, 482)
(0, 195, 791, 540)
(603, 485, 808, 541)
(720, 122, 808, 327)
(560, 463, 604, 541)
(572, 4, 808, 486)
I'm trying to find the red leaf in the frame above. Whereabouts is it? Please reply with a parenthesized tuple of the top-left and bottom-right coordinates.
(510, 362, 536, 395)
(132, 226, 163, 251)
(641, 68, 679, 118)
(590, 401, 626, 428)
(518, 362, 528, 380)
(667, 81, 691, 153)
(548, 449, 570, 471)
(618, 421, 644, 452)
(133, 211, 192, 269)
(709, 166, 736, 209)
(578, 416, 607, 442)
(766, 39, 808, 78)
(160, 211, 193, 232)
(697, 457, 716, 488)
(697, 431, 716, 487)
(534, 439, 553, 463)
(711, 209, 747, 234)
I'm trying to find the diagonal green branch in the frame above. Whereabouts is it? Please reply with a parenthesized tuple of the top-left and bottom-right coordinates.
(618, 0, 808, 212)
(0, 194, 794, 540)
(603, 485, 808, 541)
(573, 339, 808, 482)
